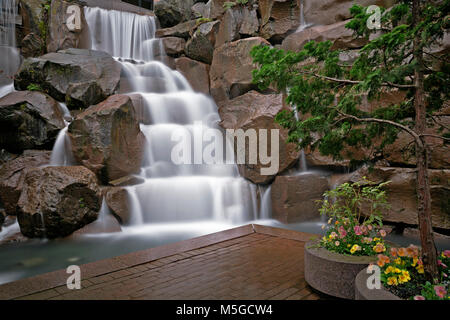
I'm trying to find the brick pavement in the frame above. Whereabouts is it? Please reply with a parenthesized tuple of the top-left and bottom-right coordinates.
(1, 225, 329, 300)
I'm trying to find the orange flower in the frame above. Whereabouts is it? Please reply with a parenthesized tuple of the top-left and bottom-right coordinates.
(373, 243, 386, 253)
(406, 245, 419, 258)
(377, 254, 390, 267)
(397, 248, 407, 257)
(390, 247, 398, 257)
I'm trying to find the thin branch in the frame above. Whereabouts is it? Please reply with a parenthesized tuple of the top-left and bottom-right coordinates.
(420, 134, 450, 141)
(298, 70, 415, 89)
(430, 115, 450, 130)
(334, 109, 423, 148)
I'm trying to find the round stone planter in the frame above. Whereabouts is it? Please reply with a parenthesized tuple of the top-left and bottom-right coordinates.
(304, 240, 377, 299)
(355, 267, 401, 300)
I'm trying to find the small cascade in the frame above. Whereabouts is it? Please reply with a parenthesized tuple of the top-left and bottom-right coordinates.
(49, 127, 76, 166)
(259, 186, 272, 220)
(0, 0, 20, 98)
(299, 150, 308, 172)
(84, 6, 260, 227)
(49, 103, 75, 166)
(296, 0, 312, 32)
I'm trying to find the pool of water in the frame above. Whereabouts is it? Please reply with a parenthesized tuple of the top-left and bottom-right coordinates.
(0, 219, 449, 286)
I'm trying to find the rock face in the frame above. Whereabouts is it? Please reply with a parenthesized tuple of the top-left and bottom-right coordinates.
(175, 57, 210, 94)
(0, 91, 65, 153)
(271, 173, 329, 223)
(259, 0, 300, 43)
(18, 0, 45, 57)
(161, 37, 186, 56)
(185, 20, 220, 64)
(15, 49, 121, 109)
(303, 0, 395, 27)
(215, 6, 259, 48)
(68, 95, 146, 184)
(17, 166, 101, 238)
(282, 20, 367, 52)
(218, 91, 300, 184)
(154, 0, 194, 28)
(105, 187, 131, 225)
(156, 20, 198, 39)
(343, 166, 450, 230)
(0, 150, 52, 216)
(47, 0, 87, 53)
(384, 117, 450, 169)
(210, 37, 270, 103)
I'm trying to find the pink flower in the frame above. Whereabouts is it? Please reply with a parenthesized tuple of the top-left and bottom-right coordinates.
(438, 260, 448, 269)
(367, 225, 373, 231)
(444, 250, 450, 258)
(361, 225, 368, 235)
(354, 225, 363, 236)
(379, 229, 387, 237)
(338, 226, 347, 238)
(434, 285, 447, 299)
(413, 295, 425, 300)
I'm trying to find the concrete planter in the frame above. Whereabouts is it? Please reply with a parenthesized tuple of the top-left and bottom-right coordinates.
(304, 240, 377, 299)
(355, 267, 401, 300)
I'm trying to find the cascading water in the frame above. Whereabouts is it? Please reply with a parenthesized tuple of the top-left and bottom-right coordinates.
(84, 6, 261, 226)
(296, 0, 312, 32)
(0, 0, 20, 98)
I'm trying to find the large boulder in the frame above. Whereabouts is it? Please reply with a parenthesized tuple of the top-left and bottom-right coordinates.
(271, 173, 329, 223)
(281, 20, 367, 52)
(17, 166, 102, 238)
(68, 95, 146, 184)
(210, 37, 270, 103)
(215, 6, 259, 48)
(161, 37, 186, 57)
(105, 187, 131, 225)
(218, 91, 300, 184)
(14, 48, 121, 110)
(0, 150, 52, 216)
(0, 91, 65, 153)
(208, 0, 229, 19)
(154, 0, 194, 28)
(185, 20, 220, 64)
(175, 57, 211, 94)
(384, 116, 450, 169)
(259, 0, 300, 43)
(339, 166, 450, 230)
(156, 20, 198, 39)
(47, 0, 87, 53)
(18, 0, 45, 57)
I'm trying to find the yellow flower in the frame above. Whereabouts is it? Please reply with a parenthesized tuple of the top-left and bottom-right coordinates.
(384, 266, 395, 274)
(394, 268, 401, 274)
(416, 265, 424, 274)
(373, 237, 381, 242)
(387, 277, 398, 286)
(401, 270, 411, 281)
(350, 244, 361, 254)
(398, 274, 409, 284)
(395, 258, 402, 265)
(411, 258, 418, 267)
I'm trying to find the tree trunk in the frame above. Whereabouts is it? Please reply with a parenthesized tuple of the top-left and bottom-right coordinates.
(412, 0, 439, 282)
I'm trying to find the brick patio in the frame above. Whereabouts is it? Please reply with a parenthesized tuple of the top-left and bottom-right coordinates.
(0, 224, 329, 300)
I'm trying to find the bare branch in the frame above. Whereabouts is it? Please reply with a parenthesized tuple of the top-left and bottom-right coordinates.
(420, 134, 450, 141)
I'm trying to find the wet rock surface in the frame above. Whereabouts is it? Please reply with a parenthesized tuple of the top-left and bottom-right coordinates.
(17, 166, 101, 238)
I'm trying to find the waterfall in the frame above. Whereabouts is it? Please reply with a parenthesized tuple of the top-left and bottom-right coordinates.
(0, 0, 19, 98)
(84, 6, 260, 226)
(296, 0, 312, 32)
(260, 186, 272, 220)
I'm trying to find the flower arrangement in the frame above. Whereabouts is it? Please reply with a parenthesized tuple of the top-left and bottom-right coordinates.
(376, 248, 449, 300)
(318, 178, 391, 256)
